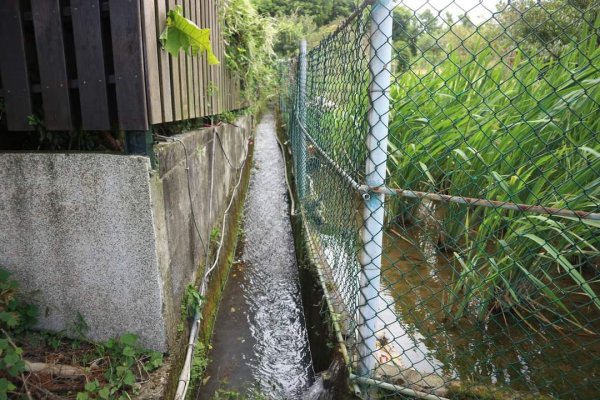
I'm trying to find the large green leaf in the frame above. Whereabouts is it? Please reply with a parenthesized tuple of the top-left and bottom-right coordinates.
(159, 6, 219, 64)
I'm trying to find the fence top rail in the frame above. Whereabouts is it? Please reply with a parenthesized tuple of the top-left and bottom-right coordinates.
(362, 184, 600, 222)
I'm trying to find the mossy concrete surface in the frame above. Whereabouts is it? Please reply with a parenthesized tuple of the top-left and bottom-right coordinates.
(0, 115, 252, 356)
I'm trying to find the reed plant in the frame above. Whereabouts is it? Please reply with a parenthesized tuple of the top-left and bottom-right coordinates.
(387, 15, 600, 328)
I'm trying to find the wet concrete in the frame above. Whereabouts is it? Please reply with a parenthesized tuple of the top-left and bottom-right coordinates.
(197, 112, 313, 399)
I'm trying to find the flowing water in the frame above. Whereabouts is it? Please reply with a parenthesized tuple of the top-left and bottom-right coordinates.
(197, 112, 313, 399)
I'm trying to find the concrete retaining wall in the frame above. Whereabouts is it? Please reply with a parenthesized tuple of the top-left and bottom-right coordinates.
(0, 116, 251, 351)
(153, 118, 251, 349)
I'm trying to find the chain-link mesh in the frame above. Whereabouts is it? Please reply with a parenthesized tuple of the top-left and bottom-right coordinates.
(280, 1, 600, 398)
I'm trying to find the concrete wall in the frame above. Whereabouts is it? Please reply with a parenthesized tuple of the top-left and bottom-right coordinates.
(153, 118, 251, 348)
(0, 116, 251, 351)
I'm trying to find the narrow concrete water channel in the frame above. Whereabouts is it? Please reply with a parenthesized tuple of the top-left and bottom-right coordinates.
(197, 112, 313, 399)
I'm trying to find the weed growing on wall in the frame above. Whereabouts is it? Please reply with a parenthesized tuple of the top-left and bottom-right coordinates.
(182, 284, 205, 320)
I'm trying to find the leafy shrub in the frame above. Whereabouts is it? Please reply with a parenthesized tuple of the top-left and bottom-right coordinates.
(0, 269, 38, 333)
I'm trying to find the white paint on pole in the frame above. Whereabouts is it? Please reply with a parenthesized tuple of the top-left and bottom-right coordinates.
(358, 0, 393, 377)
(298, 39, 308, 199)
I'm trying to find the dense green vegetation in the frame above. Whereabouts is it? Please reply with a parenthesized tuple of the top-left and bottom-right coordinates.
(390, 0, 598, 70)
(221, 0, 277, 112)
(387, 4, 600, 327)
(280, 0, 600, 329)
(220, 0, 357, 108)
(253, 0, 356, 26)
(251, 0, 360, 58)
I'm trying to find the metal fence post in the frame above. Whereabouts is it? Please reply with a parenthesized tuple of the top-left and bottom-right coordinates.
(297, 39, 308, 199)
(357, 0, 393, 378)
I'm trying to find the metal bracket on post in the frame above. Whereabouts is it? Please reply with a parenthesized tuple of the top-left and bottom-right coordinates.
(297, 39, 308, 199)
(357, 0, 393, 379)
(126, 129, 156, 169)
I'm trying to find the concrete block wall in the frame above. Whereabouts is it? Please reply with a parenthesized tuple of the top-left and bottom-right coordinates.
(0, 116, 251, 352)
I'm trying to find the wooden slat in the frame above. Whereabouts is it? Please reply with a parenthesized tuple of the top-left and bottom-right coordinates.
(237, 76, 241, 109)
(231, 73, 235, 110)
(176, 0, 188, 119)
(156, 0, 173, 122)
(204, 2, 214, 115)
(71, 0, 110, 130)
(228, 72, 232, 110)
(154, 0, 173, 122)
(185, 0, 195, 119)
(232, 73, 236, 109)
(208, 0, 216, 115)
(187, 0, 194, 118)
(212, 0, 218, 114)
(140, 0, 163, 124)
(215, 1, 222, 114)
(109, 0, 148, 130)
(232, 74, 236, 109)
(208, 0, 215, 115)
(217, 4, 224, 114)
(233, 74, 238, 109)
(224, 69, 228, 110)
(224, 69, 228, 111)
(0, 1, 33, 131)
(212, 1, 219, 115)
(168, 0, 182, 120)
(228, 71, 233, 110)
(230, 74, 234, 110)
(31, 0, 72, 130)
(191, 0, 200, 117)
(197, 0, 205, 117)
(231, 75, 235, 109)
(223, 68, 227, 110)
(200, 0, 208, 117)
(221, 25, 226, 111)
(230, 73, 234, 110)
(226, 70, 230, 110)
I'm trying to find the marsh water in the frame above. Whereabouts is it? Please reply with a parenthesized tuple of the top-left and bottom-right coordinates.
(307, 163, 600, 399)
(376, 223, 600, 398)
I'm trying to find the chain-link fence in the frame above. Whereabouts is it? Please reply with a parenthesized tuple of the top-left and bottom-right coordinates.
(280, 0, 600, 398)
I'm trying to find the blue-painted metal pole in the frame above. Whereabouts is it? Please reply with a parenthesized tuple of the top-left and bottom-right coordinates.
(357, 0, 393, 378)
(297, 40, 308, 199)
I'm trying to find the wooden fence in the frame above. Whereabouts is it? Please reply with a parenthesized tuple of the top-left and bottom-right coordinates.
(0, 0, 243, 133)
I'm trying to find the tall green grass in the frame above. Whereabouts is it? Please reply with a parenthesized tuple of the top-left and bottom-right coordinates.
(387, 16, 600, 328)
